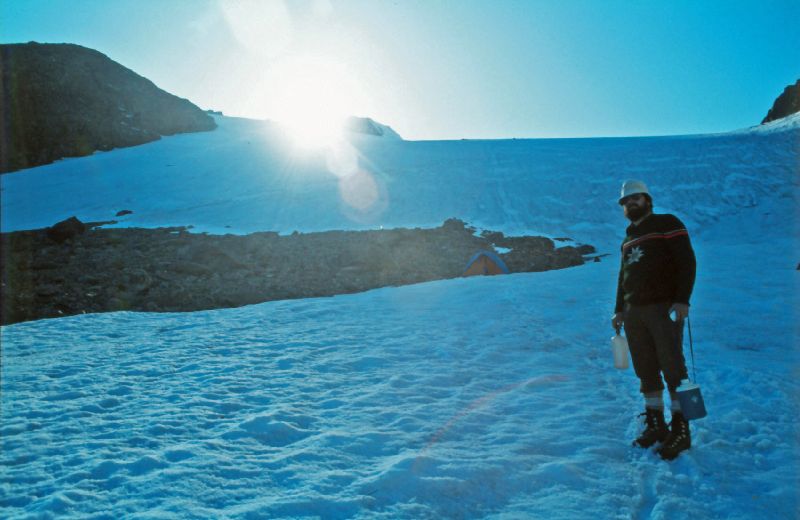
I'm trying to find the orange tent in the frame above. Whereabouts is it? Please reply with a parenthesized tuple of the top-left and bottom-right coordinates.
(463, 251, 510, 276)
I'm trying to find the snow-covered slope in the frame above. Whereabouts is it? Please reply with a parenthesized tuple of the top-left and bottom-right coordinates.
(1, 115, 798, 519)
(2, 114, 797, 251)
(730, 111, 800, 135)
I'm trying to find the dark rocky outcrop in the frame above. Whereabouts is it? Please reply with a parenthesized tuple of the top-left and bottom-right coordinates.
(0, 218, 594, 325)
(762, 79, 800, 124)
(46, 216, 86, 243)
(0, 42, 216, 173)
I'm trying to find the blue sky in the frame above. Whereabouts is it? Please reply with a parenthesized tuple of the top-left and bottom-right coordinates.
(2, 0, 798, 140)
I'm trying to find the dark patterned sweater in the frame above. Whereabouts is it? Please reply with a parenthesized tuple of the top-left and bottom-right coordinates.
(615, 213, 696, 313)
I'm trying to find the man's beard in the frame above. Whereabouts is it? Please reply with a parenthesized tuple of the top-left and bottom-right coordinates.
(625, 204, 649, 221)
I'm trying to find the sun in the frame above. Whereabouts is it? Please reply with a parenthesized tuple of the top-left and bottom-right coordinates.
(265, 56, 369, 148)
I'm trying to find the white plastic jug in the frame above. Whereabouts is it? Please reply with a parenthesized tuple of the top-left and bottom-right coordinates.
(611, 334, 629, 369)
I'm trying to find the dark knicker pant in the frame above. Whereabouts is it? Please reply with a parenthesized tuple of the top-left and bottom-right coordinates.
(623, 302, 688, 394)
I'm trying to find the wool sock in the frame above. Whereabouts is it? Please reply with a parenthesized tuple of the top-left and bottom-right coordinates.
(644, 392, 664, 410)
(669, 393, 682, 414)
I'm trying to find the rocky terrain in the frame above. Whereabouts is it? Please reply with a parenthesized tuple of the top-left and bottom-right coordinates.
(0, 218, 595, 325)
(762, 79, 800, 124)
(0, 42, 216, 173)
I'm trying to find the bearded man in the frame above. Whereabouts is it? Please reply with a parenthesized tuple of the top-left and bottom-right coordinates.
(611, 180, 697, 460)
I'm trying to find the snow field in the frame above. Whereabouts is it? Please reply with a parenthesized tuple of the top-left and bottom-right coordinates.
(2, 203, 798, 518)
(1, 114, 798, 518)
(2, 114, 798, 251)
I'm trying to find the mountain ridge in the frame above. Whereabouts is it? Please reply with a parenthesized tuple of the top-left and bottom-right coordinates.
(762, 79, 800, 124)
(0, 42, 216, 173)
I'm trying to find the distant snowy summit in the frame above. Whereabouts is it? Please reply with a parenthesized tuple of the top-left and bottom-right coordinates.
(0, 42, 216, 173)
(762, 79, 800, 124)
(345, 116, 402, 140)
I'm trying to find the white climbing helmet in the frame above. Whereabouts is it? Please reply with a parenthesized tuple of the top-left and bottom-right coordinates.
(619, 179, 651, 204)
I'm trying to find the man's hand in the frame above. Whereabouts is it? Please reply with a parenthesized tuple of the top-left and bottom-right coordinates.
(611, 312, 624, 334)
(669, 303, 690, 322)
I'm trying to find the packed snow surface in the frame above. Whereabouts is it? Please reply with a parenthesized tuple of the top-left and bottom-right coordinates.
(1, 115, 798, 519)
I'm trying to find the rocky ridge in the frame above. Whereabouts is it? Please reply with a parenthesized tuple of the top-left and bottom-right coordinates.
(0, 42, 216, 173)
(762, 79, 800, 124)
(0, 218, 595, 325)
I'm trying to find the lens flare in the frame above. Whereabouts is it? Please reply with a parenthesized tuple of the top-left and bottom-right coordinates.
(265, 56, 370, 148)
(338, 170, 379, 212)
(220, 0, 293, 59)
(322, 140, 387, 220)
(325, 140, 359, 178)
